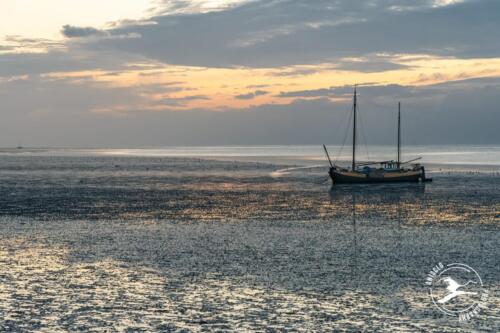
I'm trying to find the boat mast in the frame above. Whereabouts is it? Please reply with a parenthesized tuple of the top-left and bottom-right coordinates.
(352, 86, 357, 171)
(397, 102, 401, 169)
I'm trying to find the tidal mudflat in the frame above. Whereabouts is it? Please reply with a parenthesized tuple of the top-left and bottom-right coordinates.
(0, 153, 498, 331)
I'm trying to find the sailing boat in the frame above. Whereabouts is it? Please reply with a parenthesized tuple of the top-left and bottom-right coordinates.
(323, 86, 431, 184)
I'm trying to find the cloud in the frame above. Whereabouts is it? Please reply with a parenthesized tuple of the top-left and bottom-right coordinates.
(278, 88, 335, 99)
(246, 84, 270, 89)
(156, 94, 210, 107)
(0, 35, 65, 54)
(61, 25, 105, 38)
(235, 90, 268, 100)
(334, 58, 411, 73)
(61, 25, 141, 41)
(432, 0, 466, 8)
(0, 48, 148, 76)
(277, 84, 414, 99)
(268, 67, 320, 77)
(3, 0, 498, 77)
(156, 0, 255, 15)
(74, 0, 500, 68)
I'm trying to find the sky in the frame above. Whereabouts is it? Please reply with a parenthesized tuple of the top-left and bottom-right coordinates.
(0, 0, 499, 147)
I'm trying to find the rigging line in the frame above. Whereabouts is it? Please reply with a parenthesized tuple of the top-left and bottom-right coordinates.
(335, 102, 353, 164)
(329, 98, 351, 145)
(357, 103, 371, 163)
(328, 97, 352, 162)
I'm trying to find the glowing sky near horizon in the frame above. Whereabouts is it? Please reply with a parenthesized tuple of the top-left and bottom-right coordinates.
(44, 55, 500, 112)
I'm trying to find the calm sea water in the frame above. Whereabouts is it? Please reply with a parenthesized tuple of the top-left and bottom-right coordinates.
(2, 144, 500, 166)
(0, 145, 498, 331)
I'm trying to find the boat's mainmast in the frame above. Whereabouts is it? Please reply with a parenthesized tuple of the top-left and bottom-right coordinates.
(352, 86, 357, 171)
(397, 102, 401, 168)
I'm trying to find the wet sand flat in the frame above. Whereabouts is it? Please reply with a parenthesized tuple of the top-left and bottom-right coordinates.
(0, 155, 498, 331)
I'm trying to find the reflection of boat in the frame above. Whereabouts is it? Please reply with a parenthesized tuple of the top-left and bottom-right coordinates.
(329, 182, 426, 202)
(335, 187, 408, 287)
(323, 86, 432, 185)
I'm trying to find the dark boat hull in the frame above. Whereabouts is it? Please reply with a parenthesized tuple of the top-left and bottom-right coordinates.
(329, 168, 424, 184)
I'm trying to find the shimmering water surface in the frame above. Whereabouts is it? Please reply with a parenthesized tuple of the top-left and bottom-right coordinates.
(0, 146, 498, 332)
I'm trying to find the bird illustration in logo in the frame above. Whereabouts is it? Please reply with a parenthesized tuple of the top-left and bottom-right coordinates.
(437, 277, 478, 304)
